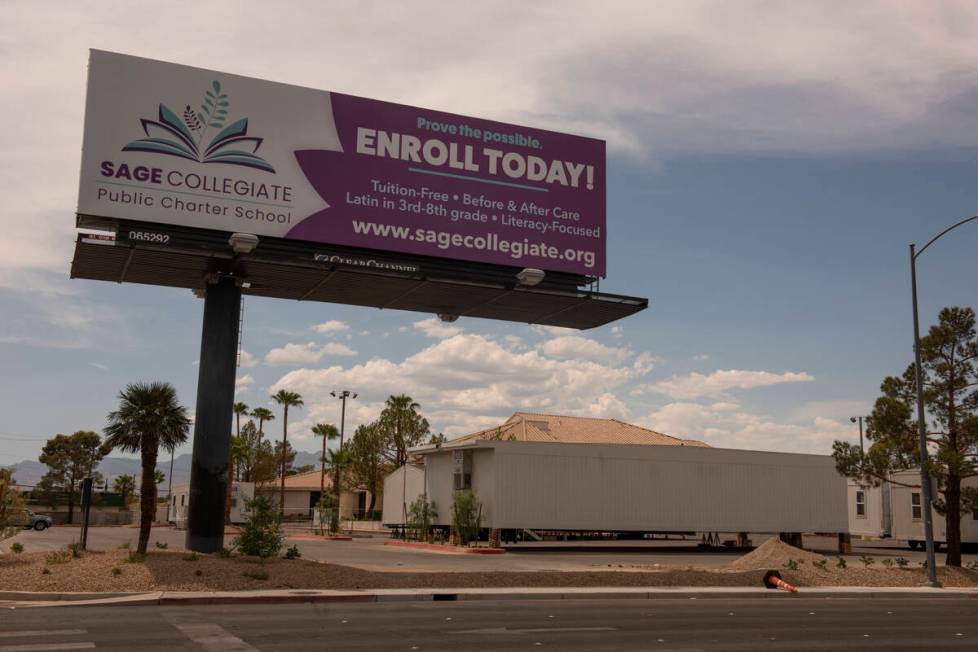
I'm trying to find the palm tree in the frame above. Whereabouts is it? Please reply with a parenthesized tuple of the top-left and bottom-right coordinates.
(104, 382, 190, 554)
(311, 423, 339, 498)
(324, 448, 352, 533)
(227, 402, 249, 523)
(271, 390, 304, 519)
(251, 407, 274, 446)
(379, 395, 429, 466)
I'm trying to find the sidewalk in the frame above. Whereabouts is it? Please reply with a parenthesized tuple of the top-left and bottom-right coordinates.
(3, 585, 976, 609)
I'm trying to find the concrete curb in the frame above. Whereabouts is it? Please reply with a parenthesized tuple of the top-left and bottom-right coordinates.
(3, 586, 976, 608)
(384, 540, 506, 554)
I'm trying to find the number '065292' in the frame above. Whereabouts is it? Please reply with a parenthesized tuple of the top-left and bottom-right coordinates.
(128, 231, 170, 244)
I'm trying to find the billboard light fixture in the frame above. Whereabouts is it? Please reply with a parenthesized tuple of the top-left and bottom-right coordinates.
(229, 232, 259, 254)
(516, 268, 546, 287)
(437, 313, 459, 323)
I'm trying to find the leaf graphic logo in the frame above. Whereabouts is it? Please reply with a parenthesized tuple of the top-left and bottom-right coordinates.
(122, 80, 275, 173)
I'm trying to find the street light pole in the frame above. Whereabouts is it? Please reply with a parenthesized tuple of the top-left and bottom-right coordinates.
(849, 416, 865, 453)
(910, 243, 940, 588)
(906, 213, 978, 588)
(330, 390, 357, 525)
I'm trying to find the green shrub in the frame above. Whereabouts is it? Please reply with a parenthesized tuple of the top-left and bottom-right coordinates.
(242, 569, 268, 580)
(283, 544, 301, 560)
(836, 556, 847, 569)
(407, 495, 437, 542)
(451, 489, 482, 546)
(111, 567, 122, 576)
(896, 557, 910, 568)
(67, 543, 82, 558)
(859, 555, 876, 568)
(10, 542, 23, 554)
(233, 496, 283, 560)
(784, 559, 799, 571)
(154, 541, 168, 549)
(182, 552, 199, 562)
(812, 559, 827, 570)
(45, 550, 71, 564)
(965, 560, 978, 571)
(881, 558, 894, 569)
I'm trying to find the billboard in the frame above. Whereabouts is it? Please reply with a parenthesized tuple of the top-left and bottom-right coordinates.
(78, 51, 606, 276)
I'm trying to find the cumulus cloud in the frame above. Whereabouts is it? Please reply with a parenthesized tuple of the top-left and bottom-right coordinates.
(639, 369, 814, 400)
(312, 320, 349, 335)
(413, 318, 462, 339)
(264, 341, 357, 366)
(238, 350, 258, 368)
(640, 402, 850, 454)
(269, 333, 654, 440)
(539, 335, 631, 363)
(235, 374, 254, 391)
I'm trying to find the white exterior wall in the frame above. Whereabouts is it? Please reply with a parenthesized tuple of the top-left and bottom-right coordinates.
(889, 470, 978, 544)
(381, 465, 426, 525)
(168, 482, 254, 525)
(847, 481, 888, 537)
(419, 441, 847, 533)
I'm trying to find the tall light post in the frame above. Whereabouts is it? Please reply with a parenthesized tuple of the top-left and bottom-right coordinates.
(849, 416, 865, 453)
(330, 390, 357, 522)
(909, 214, 978, 588)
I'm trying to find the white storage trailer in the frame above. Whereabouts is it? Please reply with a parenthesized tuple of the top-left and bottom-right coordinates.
(886, 470, 978, 549)
(387, 440, 847, 536)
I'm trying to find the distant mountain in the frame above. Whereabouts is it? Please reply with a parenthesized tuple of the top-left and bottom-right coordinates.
(9, 450, 324, 489)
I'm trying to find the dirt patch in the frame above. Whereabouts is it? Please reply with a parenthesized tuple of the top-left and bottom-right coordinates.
(1, 548, 976, 592)
(725, 538, 827, 571)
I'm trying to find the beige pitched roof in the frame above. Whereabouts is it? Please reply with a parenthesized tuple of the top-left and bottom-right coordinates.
(258, 469, 333, 491)
(446, 412, 710, 448)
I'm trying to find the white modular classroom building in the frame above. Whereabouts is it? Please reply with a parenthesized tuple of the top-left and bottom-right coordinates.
(384, 413, 848, 536)
(168, 481, 255, 527)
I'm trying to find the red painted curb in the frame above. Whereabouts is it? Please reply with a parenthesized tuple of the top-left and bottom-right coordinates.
(384, 540, 505, 554)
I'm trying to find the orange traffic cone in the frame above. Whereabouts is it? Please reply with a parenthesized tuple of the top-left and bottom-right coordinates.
(763, 570, 798, 593)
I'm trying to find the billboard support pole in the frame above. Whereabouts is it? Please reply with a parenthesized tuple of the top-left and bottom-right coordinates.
(186, 275, 241, 553)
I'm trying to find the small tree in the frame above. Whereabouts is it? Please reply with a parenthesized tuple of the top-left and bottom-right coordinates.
(451, 489, 482, 546)
(38, 431, 105, 524)
(113, 475, 136, 505)
(407, 494, 437, 542)
(348, 423, 387, 517)
(234, 495, 284, 560)
(0, 468, 27, 541)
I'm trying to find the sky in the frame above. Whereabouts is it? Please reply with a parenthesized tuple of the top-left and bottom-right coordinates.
(2, 1, 978, 466)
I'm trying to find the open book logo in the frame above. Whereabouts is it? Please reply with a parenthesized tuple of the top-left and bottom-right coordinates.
(122, 80, 274, 173)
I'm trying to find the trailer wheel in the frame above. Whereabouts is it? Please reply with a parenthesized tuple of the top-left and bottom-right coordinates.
(908, 540, 919, 550)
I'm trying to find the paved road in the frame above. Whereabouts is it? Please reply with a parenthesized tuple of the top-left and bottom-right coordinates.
(0, 597, 976, 650)
(9, 526, 977, 573)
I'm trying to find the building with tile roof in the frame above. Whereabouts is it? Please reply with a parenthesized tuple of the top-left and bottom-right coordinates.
(443, 412, 709, 448)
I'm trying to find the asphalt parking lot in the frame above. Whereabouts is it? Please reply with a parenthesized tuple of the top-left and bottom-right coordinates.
(7, 526, 977, 573)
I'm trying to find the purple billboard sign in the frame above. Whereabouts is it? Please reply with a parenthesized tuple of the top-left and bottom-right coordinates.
(290, 94, 605, 276)
(78, 52, 606, 276)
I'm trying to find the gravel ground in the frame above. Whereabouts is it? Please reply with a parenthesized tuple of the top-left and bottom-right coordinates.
(2, 546, 977, 592)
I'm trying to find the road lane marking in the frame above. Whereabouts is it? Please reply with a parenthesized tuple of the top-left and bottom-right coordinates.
(0, 645, 95, 652)
(455, 626, 617, 635)
(173, 623, 257, 651)
(0, 634, 86, 640)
